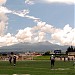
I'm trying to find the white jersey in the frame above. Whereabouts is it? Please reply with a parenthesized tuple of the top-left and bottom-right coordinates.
(51, 57, 54, 60)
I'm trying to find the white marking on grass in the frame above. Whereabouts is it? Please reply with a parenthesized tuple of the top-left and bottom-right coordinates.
(51, 68, 70, 70)
(13, 74, 30, 75)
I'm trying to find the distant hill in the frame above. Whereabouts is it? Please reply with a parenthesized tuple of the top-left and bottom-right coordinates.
(0, 41, 69, 52)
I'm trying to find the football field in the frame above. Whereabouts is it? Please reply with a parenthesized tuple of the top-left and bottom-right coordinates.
(0, 60, 75, 75)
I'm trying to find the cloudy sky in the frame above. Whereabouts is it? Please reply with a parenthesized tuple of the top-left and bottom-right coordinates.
(0, 0, 75, 47)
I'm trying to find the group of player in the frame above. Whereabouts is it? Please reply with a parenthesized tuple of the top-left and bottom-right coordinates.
(8, 53, 75, 68)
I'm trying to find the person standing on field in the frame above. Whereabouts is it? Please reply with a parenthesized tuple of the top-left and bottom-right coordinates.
(9, 55, 12, 64)
(50, 55, 55, 69)
(13, 54, 16, 66)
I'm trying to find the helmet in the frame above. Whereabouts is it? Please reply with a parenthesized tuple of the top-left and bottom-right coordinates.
(51, 55, 53, 57)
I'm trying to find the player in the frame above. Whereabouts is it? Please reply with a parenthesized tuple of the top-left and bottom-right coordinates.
(50, 55, 55, 69)
(13, 54, 16, 66)
(9, 55, 12, 64)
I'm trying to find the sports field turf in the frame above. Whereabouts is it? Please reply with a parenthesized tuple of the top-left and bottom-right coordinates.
(0, 60, 75, 75)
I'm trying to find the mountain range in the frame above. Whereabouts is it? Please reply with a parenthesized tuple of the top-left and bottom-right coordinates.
(0, 41, 69, 52)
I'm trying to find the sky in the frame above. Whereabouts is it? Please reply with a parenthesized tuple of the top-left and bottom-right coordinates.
(0, 0, 75, 47)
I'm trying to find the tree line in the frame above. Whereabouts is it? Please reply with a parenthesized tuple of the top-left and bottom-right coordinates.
(66, 46, 75, 54)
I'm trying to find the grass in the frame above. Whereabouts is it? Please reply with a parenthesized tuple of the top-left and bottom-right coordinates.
(33, 56, 50, 60)
(0, 60, 75, 75)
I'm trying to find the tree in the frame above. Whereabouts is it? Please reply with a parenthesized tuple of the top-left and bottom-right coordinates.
(66, 46, 71, 53)
(70, 46, 73, 52)
(44, 51, 50, 55)
(66, 46, 74, 54)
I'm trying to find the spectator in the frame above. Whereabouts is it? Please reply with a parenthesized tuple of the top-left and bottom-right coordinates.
(64, 57, 66, 62)
(68, 57, 70, 61)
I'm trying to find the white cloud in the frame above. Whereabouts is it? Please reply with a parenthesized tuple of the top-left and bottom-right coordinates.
(0, 12, 8, 22)
(0, 6, 12, 13)
(16, 27, 32, 42)
(0, 6, 29, 17)
(12, 10, 29, 17)
(0, 0, 6, 5)
(25, 15, 40, 22)
(38, 31, 46, 42)
(0, 13, 8, 36)
(0, 20, 75, 46)
(15, 18, 75, 46)
(0, 7, 40, 22)
(14, 18, 75, 46)
(12, 10, 40, 22)
(0, 33, 18, 47)
(0, 0, 16, 47)
(43, 0, 75, 4)
(25, 0, 35, 5)
(4, 33, 18, 45)
(51, 24, 75, 46)
(31, 21, 75, 46)
(25, 0, 75, 5)
(0, 0, 9, 36)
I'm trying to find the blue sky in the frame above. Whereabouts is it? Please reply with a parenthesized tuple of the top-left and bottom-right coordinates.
(0, 0, 75, 47)
(5, 0, 74, 34)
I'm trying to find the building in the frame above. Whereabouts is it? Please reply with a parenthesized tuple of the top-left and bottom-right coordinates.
(68, 52, 75, 60)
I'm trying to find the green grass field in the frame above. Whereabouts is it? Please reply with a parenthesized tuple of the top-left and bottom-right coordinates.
(0, 60, 75, 75)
